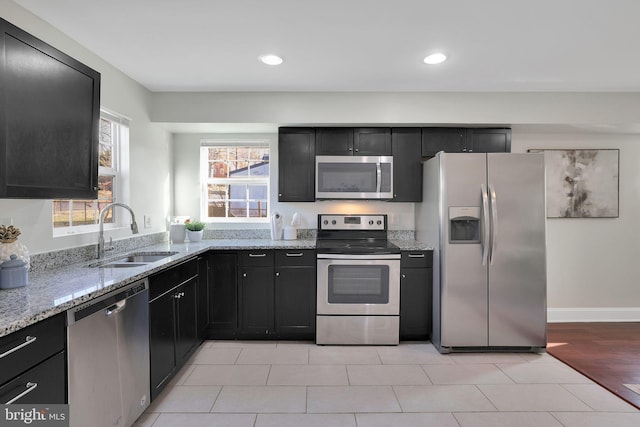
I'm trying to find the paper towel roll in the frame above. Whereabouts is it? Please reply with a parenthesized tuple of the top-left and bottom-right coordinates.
(271, 212, 283, 240)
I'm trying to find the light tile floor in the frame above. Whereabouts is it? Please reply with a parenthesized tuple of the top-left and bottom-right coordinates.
(135, 341, 640, 427)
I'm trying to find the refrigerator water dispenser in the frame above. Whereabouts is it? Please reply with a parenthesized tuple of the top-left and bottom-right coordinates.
(449, 207, 480, 243)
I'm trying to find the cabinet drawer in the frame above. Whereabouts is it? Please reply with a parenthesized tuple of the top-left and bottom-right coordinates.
(240, 250, 274, 267)
(149, 258, 198, 300)
(401, 251, 433, 268)
(275, 250, 316, 266)
(0, 351, 66, 404)
(0, 313, 65, 386)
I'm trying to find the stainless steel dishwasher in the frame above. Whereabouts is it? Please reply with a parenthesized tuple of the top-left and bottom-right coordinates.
(67, 279, 150, 427)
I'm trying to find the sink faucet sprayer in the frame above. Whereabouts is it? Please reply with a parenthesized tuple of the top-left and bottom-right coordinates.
(97, 203, 139, 259)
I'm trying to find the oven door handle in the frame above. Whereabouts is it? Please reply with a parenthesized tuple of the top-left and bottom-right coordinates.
(317, 253, 401, 260)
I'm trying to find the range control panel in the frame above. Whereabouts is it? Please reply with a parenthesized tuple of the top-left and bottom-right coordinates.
(318, 214, 387, 231)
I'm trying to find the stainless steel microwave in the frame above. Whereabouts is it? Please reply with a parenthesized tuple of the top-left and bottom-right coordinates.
(315, 155, 393, 200)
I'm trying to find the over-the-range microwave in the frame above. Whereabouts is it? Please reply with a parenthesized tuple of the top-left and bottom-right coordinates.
(315, 155, 393, 200)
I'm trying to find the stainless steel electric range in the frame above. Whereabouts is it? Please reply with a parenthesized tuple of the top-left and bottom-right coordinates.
(316, 214, 401, 345)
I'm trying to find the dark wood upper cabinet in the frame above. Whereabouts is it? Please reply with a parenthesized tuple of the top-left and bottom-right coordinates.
(315, 128, 391, 156)
(391, 128, 422, 202)
(0, 18, 100, 199)
(421, 128, 466, 157)
(315, 128, 354, 155)
(278, 127, 315, 202)
(468, 128, 512, 153)
(422, 128, 511, 156)
(353, 128, 392, 155)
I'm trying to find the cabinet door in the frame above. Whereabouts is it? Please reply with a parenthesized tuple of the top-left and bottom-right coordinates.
(0, 313, 65, 386)
(175, 278, 198, 364)
(278, 127, 315, 202)
(239, 266, 274, 337)
(149, 292, 176, 400)
(275, 266, 316, 339)
(391, 128, 422, 202)
(354, 128, 392, 155)
(469, 128, 511, 153)
(208, 253, 238, 338)
(0, 18, 100, 199)
(421, 128, 466, 157)
(0, 351, 66, 404)
(315, 128, 354, 155)
(196, 256, 209, 339)
(399, 268, 433, 340)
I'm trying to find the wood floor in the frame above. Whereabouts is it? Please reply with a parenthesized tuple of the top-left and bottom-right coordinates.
(547, 322, 640, 409)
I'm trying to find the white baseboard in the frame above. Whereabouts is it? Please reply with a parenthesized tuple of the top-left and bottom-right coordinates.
(548, 307, 640, 322)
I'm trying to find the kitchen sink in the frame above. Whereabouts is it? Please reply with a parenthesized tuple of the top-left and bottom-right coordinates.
(113, 254, 175, 263)
(88, 251, 178, 268)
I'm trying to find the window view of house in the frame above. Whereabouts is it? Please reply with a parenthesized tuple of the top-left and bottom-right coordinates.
(201, 143, 270, 220)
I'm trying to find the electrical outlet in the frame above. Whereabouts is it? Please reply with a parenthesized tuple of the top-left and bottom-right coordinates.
(144, 215, 152, 228)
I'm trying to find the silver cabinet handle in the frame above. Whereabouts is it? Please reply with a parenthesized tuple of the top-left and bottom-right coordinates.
(407, 254, 425, 258)
(243, 273, 247, 277)
(275, 272, 280, 277)
(5, 382, 38, 404)
(402, 274, 406, 279)
(248, 253, 266, 257)
(0, 336, 37, 359)
(286, 253, 303, 257)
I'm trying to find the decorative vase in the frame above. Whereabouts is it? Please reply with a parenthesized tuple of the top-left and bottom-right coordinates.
(169, 223, 186, 243)
(186, 230, 203, 242)
(0, 225, 29, 269)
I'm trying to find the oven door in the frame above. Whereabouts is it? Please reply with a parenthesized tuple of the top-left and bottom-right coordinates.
(317, 254, 400, 315)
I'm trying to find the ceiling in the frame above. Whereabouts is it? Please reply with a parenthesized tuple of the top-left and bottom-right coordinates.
(13, 0, 640, 93)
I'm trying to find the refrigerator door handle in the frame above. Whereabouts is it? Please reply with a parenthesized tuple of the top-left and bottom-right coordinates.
(489, 183, 498, 264)
(481, 184, 490, 266)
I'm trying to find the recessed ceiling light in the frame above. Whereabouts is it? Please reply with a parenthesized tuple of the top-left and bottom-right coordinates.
(423, 53, 447, 65)
(259, 54, 283, 66)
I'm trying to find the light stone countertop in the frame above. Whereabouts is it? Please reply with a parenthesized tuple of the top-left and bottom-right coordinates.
(0, 238, 431, 338)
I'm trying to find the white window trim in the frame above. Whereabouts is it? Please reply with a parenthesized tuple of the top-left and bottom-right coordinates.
(52, 109, 130, 237)
(200, 139, 271, 223)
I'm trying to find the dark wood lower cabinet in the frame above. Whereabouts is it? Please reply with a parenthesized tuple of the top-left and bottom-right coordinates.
(207, 253, 238, 339)
(205, 249, 316, 340)
(149, 258, 199, 401)
(275, 253, 316, 339)
(0, 352, 66, 404)
(197, 256, 209, 340)
(399, 251, 433, 341)
(0, 312, 66, 404)
(238, 265, 275, 338)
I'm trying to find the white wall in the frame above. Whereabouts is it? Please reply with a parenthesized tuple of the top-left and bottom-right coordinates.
(0, 1, 172, 254)
(171, 133, 415, 230)
(512, 132, 640, 320)
(165, 91, 640, 321)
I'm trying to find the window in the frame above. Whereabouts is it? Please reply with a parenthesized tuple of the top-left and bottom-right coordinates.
(52, 110, 129, 235)
(200, 141, 270, 221)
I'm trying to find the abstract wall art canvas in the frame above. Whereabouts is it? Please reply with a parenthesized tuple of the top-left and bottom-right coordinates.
(543, 149, 619, 218)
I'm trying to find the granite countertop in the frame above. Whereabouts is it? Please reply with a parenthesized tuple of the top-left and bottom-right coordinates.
(0, 238, 431, 338)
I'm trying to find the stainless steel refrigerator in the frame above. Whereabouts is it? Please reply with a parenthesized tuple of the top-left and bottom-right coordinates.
(416, 152, 547, 353)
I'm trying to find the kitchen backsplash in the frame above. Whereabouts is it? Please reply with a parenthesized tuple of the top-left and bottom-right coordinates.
(28, 229, 416, 273)
(29, 232, 168, 273)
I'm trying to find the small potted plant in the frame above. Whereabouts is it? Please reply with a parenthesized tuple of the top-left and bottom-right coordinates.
(184, 219, 205, 242)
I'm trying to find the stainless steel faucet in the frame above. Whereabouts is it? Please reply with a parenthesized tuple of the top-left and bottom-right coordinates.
(97, 203, 139, 259)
